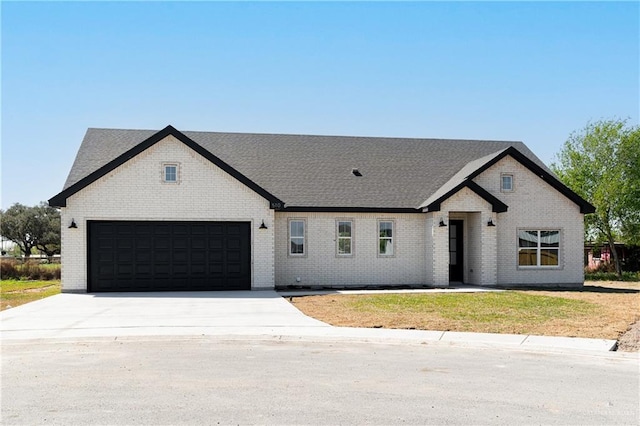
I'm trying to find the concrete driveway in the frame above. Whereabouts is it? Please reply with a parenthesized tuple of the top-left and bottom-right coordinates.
(0, 291, 329, 340)
(0, 290, 617, 352)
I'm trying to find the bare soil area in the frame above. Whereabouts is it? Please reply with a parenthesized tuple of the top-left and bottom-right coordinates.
(290, 281, 640, 351)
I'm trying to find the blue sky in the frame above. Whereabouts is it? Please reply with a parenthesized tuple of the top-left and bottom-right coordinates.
(2, 1, 638, 209)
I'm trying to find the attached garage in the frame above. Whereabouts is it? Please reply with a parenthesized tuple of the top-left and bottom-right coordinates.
(88, 221, 251, 292)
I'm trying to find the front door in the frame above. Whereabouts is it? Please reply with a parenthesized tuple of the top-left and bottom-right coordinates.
(449, 220, 463, 282)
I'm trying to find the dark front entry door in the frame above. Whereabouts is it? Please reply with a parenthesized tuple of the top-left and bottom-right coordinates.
(449, 220, 463, 282)
(88, 221, 251, 292)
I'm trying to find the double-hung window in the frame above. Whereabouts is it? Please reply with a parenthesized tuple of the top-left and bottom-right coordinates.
(289, 220, 305, 256)
(337, 220, 353, 256)
(518, 230, 560, 267)
(378, 221, 394, 256)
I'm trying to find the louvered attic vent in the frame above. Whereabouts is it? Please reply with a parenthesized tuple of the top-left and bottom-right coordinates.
(352, 168, 362, 177)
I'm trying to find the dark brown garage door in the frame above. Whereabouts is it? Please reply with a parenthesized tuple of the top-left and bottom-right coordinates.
(88, 221, 251, 292)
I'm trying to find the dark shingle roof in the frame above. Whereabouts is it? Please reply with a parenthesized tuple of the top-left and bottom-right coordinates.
(60, 127, 547, 210)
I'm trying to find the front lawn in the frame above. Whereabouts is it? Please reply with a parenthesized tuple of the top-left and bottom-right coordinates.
(290, 281, 640, 340)
(0, 279, 61, 310)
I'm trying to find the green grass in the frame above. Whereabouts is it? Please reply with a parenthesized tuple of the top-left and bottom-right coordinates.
(0, 279, 61, 310)
(347, 292, 597, 324)
(0, 279, 59, 292)
(37, 263, 62, 270)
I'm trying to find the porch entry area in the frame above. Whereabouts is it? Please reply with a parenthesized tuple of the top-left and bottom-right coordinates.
(445, 211, 495, 286)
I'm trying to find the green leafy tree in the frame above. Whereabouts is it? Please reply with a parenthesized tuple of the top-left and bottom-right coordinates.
(33, 203, 61, 258)
(0, 202, 61, 259)
(552, 119, 640, 277)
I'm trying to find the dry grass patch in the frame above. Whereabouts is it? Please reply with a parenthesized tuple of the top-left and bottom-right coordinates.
(0, 280, 61, 310)
(290, 281, 639, 340)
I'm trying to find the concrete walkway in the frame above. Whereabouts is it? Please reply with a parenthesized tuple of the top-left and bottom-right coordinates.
(0, 290, 617, 352)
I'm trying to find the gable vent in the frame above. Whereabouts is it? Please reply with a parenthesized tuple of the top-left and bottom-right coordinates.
(352, 168, 363, 177)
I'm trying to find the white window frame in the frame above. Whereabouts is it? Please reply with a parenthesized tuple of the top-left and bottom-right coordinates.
(501, 173, 514, 192)
(336, 220, 354, 257)
(162, 163, 179, 183)
(288, 219, 306, 257)
(378, 220, 395, 257)
(517, 229, 561, 268)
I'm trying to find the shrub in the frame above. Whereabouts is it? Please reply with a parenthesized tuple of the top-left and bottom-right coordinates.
(0, 258, 20, 279)
(0, 259, 60, 280)
(585, 271, 640, 282)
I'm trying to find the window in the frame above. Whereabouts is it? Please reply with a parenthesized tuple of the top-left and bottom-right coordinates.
(337, 220, 353, 256)
(378, 221, 394, 256)
(163, 164, 178, 183)
(501, 174, 513, 192)
(518, 230, 560, 267)
(289, 220, 305, 256)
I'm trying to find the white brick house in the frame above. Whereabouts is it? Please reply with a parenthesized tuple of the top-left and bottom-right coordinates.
(49, 126, 594, 292)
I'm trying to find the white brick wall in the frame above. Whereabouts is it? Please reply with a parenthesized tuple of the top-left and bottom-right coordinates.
(60, 136, 275, 291)
(274, 212, 427, 287)
(473, 156, 584, 286)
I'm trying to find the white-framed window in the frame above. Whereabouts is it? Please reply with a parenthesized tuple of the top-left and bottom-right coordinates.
(501, 173, 514, 192)
(289, 219, 306, 256)
(518, 229, 560, 267)
(163, 163, 178, 183)
(378, 220, 394, 256)
(336, 220, 353, 256)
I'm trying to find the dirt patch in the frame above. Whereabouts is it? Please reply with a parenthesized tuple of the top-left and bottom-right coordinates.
(617, 320, 640, 352)
(289, 281, 640, 350)
(4, 284, 58, 294)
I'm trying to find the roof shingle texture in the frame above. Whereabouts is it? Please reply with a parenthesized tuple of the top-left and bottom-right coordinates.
(64, 128, 546, 209)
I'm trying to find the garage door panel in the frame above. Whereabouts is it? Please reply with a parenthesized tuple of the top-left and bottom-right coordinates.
(191, 265, 206, 274)
(174, 238, 188, 249)
(136, 264, 152, 274)
(209, 238, 223, 249)
(191, 238, 206, 250)
(89, 221, 251, 292)
(155, 239, 170, 249)
(136, 238, 152, 249)
(210, 224, 224, 234)
(173, 251, 188, 262)
(117, 225, 134, 235)
(136, 252, 152, 263)
(227, 239, 242, 249)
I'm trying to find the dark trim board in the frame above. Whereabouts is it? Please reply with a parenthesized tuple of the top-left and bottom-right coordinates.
(424, 181, 508, 213)
(280, 206, 421, 213)
(87, 220, 251, 292)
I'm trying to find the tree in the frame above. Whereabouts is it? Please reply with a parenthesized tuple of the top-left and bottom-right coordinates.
(33, 203, 62, 258)
(552, 119, 640, 278)
(0, 202, 61, 259)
